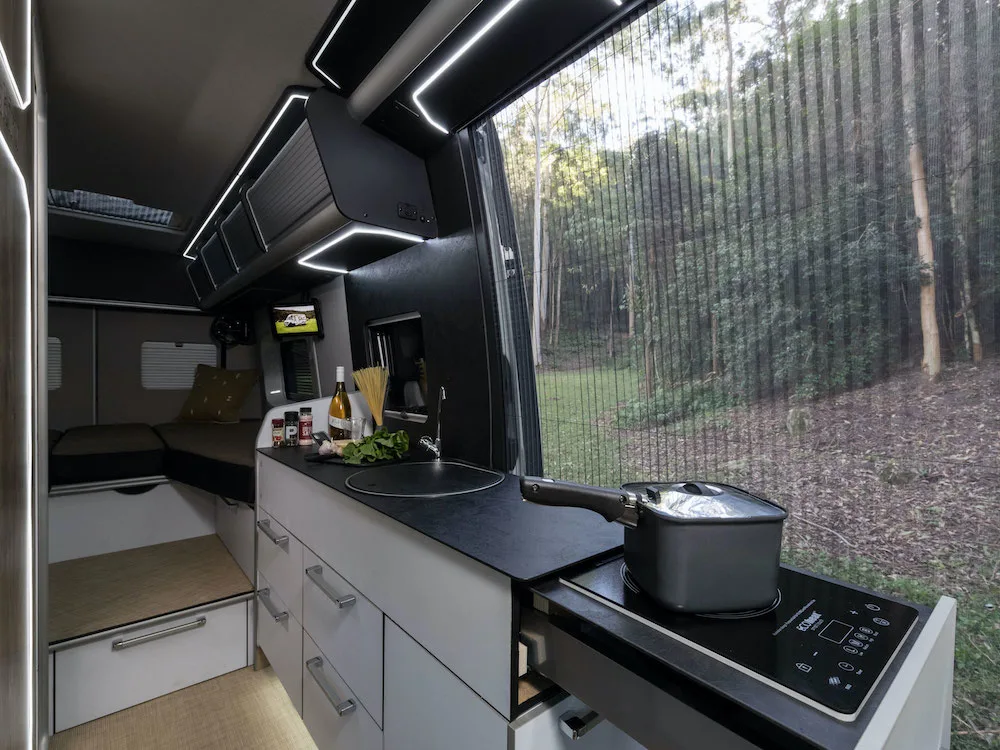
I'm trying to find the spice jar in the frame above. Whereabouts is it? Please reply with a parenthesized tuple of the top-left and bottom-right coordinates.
(299, 407, 313, 446)
(271, 418, 284, 448)
(283, 411, 299, 447)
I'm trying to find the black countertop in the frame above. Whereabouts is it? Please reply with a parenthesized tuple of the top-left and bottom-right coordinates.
(257, 447, 624, 582)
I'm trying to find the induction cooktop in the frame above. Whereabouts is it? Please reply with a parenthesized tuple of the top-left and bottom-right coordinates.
(563, 558, 919, 721)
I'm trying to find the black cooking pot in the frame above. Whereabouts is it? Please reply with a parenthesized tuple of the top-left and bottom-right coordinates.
(521, 477, 787, 613)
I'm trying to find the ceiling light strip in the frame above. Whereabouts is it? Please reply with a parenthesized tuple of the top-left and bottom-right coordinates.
(412, 0, 624, 134)
(310, 0, 360, 90)
(412, 0, 529, 134)
(182, 92, 310, 259)
(0, 112, 35, 749)
(0, 0, 32, 109)
(298, 225, 424, 274)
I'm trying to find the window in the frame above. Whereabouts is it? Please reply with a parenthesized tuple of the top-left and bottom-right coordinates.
(48, 188, 179, 228)
(141, 342, 217, 390)
(477, 0, 998, 740)
(47, 337, 61, 390)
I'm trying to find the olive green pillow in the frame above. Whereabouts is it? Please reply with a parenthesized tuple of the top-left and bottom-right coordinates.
(178, 365, 258, 423)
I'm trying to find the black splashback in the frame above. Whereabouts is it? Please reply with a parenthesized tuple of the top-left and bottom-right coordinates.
(345, 139, 499, 468)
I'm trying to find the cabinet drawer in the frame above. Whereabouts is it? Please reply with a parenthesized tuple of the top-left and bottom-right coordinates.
(257, 573, 303, 714)
(511, 694, 646, 750)
(302, 548, 384, 726)
(53, 598, 248, 731)
(257, 510, 303, 623)
(303, 632, 382, 750)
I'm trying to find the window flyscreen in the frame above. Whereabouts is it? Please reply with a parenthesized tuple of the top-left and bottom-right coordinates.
(47, 337, 61, 390)
(141, 342, 217, 390)
(477, 0, 999, 737)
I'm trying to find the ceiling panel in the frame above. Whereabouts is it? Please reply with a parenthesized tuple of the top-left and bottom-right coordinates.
(40, 0, 331, 230)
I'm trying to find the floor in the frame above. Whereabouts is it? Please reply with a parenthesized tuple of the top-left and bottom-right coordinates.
(49, 535, 253, 643)
(49, 667, 316, 750)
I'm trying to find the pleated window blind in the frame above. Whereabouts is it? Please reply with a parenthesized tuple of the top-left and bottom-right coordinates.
(477, 0, 997, 731)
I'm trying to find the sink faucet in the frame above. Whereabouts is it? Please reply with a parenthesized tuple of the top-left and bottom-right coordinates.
(419, 387, 446, 460)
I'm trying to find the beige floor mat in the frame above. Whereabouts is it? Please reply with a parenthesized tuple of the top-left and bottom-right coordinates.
(50, 666, 316, 750)
(50, 535, 252, 643)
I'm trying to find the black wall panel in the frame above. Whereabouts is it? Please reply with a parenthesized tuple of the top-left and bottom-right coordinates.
(345, 140, 500, 468)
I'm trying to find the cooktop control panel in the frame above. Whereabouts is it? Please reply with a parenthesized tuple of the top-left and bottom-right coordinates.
(567, 561, 920, 719)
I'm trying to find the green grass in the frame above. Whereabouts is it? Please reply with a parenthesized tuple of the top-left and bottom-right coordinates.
(535, 366, 999, 748)
(273, 318, 319, 335)
(535, 366, 641, 487)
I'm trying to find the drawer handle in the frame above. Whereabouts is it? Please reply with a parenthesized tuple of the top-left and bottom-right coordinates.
(560, 709, 603, 740)
(257, 519, 288, 546)
(306, 656, 356, 716)
(111, 617, 206, 651)
(305, 565, 357, 609)
(257, 588, 289, 623)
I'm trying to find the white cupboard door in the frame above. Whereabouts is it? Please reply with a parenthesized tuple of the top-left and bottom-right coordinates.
(302, 632, 382, 750)
(383, 619, 507, 750)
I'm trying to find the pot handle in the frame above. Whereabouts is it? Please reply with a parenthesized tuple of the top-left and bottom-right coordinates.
(521, 476, 637, 525)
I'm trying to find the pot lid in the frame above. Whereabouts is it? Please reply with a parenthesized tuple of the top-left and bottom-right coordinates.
(622, 481, 787, 522)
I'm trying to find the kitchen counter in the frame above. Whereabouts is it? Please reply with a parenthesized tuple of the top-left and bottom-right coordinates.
(257, 447, 624, 582)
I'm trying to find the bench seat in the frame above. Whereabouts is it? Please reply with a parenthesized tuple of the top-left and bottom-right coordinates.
(155, 421, 259, 505)
(50, 423, 166, 485)
(49, 421, 260, 504)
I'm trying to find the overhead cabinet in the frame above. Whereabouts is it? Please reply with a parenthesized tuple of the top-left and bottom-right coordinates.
(220, 200, 264, 272)
(184, 88, 437, 311)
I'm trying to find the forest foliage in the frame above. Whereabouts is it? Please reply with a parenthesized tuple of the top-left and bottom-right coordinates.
(491, 0, 1000, 407)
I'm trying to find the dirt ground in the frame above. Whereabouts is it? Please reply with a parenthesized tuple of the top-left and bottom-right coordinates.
(619, 359, 1000, 594)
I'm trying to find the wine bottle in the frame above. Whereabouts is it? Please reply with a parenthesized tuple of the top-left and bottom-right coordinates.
(328, 366, 353, 440)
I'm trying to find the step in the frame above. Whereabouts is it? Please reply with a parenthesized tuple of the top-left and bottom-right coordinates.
(50, 534, 252, 644)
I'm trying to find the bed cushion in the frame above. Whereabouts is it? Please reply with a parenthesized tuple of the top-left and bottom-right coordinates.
(50, 424, 166, 485)
(155, 421, 260, 504)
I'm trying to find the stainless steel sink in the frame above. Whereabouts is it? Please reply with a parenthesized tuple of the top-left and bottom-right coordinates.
(344, 461, 505, 498)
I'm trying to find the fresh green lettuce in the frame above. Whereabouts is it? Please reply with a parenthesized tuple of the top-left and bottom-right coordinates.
(342, 429, 410, 465)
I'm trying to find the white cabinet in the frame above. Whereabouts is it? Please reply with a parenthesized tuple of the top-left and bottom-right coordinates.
(257, 510, 304, 623)
(259, 455, 512, 716)
(302, 547, 384, 726)
(257, 573, 303, 714)
(383, 619, 507, 750)
(215, 497, 255, 579)
(302, 632, 383, 750)
(53, 599, 248, 731)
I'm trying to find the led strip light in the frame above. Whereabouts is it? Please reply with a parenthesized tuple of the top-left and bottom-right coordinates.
(298, 225, 424, 274)
(0, 96, 34, 748)
(413, 0, 623, 134)
(412, 0, 528, 134)
(0, 0, 32, 109)
(310, 0, 360, 89)
(182, 91, 310, 259)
